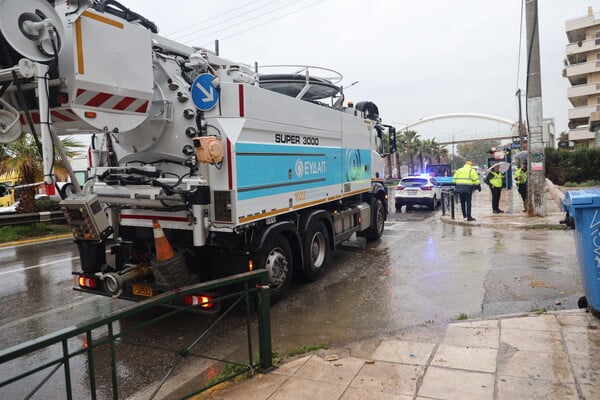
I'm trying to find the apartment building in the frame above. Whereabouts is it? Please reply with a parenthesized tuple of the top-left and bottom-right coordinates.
(565, 6, 600, 147)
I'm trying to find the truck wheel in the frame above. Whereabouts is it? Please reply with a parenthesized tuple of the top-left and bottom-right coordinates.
(364, 199, 384, 242)
(303, 221, 329, 281)
(260, 235, 293, 301)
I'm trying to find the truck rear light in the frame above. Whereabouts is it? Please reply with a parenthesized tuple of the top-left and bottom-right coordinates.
(184, 295, 215, 309)
(78, 276, 98, 289)
(55, 92, 68, 104)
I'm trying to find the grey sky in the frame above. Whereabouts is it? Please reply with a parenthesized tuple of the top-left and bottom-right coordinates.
(124, 0, 592, 144)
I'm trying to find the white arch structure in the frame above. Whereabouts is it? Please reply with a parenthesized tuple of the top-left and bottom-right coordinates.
(400, 113, 519, 144)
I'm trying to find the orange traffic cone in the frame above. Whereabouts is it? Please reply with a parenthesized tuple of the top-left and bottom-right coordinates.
(153, 219, 174, 261)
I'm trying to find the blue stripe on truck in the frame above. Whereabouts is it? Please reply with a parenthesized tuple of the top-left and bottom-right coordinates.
(235, 143, 370, 200)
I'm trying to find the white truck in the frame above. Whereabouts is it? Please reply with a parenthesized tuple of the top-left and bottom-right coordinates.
(0, 0, 395, 305)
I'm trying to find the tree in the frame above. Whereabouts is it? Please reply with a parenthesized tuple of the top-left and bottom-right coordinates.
(431, 142, 449, 164)
(456, 139, 500, 169)
(398, 130, 421, 175)
(418, 139, 432, 172)
(393, 130, 404, 178)
(420, 139, 445, 167)
(0, 133, 82, 213)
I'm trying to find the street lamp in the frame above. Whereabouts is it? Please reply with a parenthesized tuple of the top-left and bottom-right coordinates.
(452, 133, 455, 166)
(334, 81, 359, 109)
(343, 80, 359, 90)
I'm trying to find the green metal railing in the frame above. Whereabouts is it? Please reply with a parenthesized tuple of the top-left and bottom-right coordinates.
(441, 187, 457, 219)
(0, 270, 272, 399)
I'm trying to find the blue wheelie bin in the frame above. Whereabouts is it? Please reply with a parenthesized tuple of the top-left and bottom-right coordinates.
(562, 189, 600, 316)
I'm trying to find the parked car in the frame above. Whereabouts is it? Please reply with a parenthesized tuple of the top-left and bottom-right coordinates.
(395, 175, 442, 211)
(0, 195, 54, 214)
(0, 201, 18, 214)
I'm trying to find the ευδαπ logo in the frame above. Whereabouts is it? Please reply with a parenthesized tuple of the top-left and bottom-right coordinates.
(295, 159, 304, 178)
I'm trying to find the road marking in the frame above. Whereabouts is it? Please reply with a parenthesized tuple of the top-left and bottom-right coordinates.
(0, 256, 80, 276)
(0, 234, 73, 248)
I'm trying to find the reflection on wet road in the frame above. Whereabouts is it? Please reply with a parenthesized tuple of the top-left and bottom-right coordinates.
(268, 208, 580, 355)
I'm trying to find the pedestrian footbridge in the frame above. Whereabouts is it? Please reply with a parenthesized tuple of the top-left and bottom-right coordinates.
(400, 113, 520, 145)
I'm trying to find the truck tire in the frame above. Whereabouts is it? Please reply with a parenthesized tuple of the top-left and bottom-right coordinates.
(303, 220, 329, 281)
(259, 235, 293, 302)
(363, 199, 384, 242)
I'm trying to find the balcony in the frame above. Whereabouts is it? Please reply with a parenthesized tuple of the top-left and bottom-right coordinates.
(566, 12, 600, 42)
(566, 38, 599, 55)
(568, 82, 600, 98)
(566, 61, 600, 81)
(568, 104, 599, 120)
(568, 127, 595, 141)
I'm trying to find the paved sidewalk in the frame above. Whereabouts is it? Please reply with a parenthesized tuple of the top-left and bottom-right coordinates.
(204, 310, 600, 400)
(441, 178, 567, 229)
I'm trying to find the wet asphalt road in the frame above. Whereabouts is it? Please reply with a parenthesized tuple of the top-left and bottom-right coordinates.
(0, 207, 582, 399)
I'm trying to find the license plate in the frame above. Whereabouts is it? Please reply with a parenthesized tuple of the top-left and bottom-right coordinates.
(407, 190, 418, 196)
(133, 284, 153, 297)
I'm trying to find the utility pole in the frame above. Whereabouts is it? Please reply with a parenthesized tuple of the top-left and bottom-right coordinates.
(516, 89, 525, 148)
(525, 0, 546, 216)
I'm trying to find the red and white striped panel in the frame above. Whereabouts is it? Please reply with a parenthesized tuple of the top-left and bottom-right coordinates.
(119, 209, 192, 230)
(75, 88, 149, 114)
(20, 109, 78, 124)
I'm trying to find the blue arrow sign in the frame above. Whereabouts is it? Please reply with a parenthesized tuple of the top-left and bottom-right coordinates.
(191, 73, 219, 111)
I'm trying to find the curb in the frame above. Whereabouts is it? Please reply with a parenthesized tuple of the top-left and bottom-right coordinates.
(440, 213, 565, 230)
(0, 233, 73, 248)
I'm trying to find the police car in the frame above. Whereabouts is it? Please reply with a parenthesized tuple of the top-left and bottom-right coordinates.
(395, 175, 442, 211)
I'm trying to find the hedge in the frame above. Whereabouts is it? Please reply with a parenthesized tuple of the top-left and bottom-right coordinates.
(545, 147, 600, 185)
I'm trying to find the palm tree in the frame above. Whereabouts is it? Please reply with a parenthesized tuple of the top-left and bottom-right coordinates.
(394, 131, 405, 178)
(0, 133, 82, 212)
(419, 139, 436, 172)
(400, 130, 421, 175)
(421, 138, 450, 165)
(433, 144, 450, 164)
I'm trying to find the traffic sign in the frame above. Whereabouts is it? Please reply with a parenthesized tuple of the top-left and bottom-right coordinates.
(191, 73, 219, 111)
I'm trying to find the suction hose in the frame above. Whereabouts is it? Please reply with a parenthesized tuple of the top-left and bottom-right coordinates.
(101, 264, 151, 297)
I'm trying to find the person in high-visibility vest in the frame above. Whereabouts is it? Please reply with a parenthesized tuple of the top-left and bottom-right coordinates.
(452, 161, 481, 221)
(514, 163, 528, 212)
(485, 164, 505, 214)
